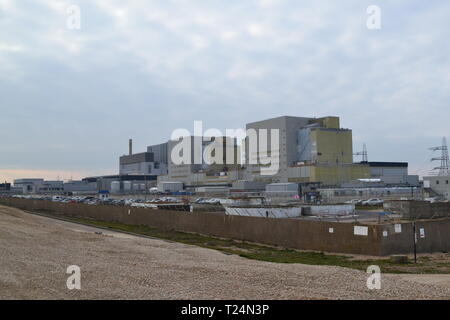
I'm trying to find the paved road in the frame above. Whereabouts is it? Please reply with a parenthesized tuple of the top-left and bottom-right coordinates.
(0, 205, 448, 300)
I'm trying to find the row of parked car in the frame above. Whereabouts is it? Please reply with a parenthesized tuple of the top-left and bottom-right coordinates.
(9, 194, 228, 206)
(344, 198, 384, 206)
(345, 197, 449, 206)
(424, 197, 449, 203)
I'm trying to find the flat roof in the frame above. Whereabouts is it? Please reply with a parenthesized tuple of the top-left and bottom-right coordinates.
(82, 174, 157, 182)
(267, 183, 298, 186)
(246, 115, 312, 126)
(120, 152, 154, 165)
(13, 178, 44, 183)
(365, 162, 408, 168)
(424, 175, 450, 179)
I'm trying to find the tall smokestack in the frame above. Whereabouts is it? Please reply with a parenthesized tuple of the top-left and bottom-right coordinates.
(129, 139, 133, 155)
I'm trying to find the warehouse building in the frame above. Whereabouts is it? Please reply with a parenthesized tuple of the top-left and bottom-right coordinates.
(265, 182, 300, 197)
(13, 179, 64, 194)
(319, 186, 423, 203)
(165, 135, 240, 187)
(63, 180, 97, 194)
(366, 162, 419, 186)
(0, 183, 11, 192)
(74, 140, 169, 194)
(230, 180, 267, 193)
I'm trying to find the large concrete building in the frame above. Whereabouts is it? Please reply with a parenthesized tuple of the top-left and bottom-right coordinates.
(162, 115, 419, 190)
(119, 140, 168, 176)
(147, 142, 168, 169)
(244, 116, 370, 185)
(165, 136, 240, 187)
(120, 152, 157, 175)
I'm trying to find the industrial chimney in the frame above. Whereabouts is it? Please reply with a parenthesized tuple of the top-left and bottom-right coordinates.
(129, 139, 133, 155)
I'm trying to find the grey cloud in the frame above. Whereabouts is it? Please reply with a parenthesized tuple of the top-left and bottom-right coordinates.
(0, 0, 449, 179)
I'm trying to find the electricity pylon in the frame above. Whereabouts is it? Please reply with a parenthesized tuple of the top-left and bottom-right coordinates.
(430, 137, 450, 176)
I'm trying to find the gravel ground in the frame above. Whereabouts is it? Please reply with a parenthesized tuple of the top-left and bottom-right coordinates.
(0, 205, 448, 300)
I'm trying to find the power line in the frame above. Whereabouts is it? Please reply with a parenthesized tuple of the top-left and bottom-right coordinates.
(413, 149, 435, 176)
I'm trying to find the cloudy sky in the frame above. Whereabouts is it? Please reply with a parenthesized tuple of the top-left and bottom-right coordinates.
(1, 0, 449, 181)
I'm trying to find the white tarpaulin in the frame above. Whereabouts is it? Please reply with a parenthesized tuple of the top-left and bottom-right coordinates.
(225, 207, 302, 218)
(309, 204, 355, 216)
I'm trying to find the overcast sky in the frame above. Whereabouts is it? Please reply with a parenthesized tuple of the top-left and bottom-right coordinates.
(1, 0, 449, 182)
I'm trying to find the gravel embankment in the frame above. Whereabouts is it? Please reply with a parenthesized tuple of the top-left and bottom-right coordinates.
(0, 205, 448, 300)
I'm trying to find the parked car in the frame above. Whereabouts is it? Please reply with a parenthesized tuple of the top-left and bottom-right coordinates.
(111, 199, 125, 206)
(149, 187, 159, 194)
(52, 195, 64, 202)
(344, 199, 362, 205)
(362, 198, 384, 206)
(159, 197, 181, 203)
(194, 197, 207, 204)
(205, 198, 221, 205)
(424, 197, 439, 203)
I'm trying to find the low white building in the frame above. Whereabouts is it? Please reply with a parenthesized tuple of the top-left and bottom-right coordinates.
(265, 183, 299, 197)
(423, 175, 450, 200)
(157, 181, 184, 193)
(63, 180, 97, 193)
(13, 179, 63, 194)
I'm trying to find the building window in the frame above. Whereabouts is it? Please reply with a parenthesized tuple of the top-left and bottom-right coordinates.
(436, 180, 439, 185)
(446, 180, 449, 185)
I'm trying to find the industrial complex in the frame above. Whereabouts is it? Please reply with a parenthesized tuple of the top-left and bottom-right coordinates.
(1, 114, 450, 257)
(4, 114, 437, 200)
